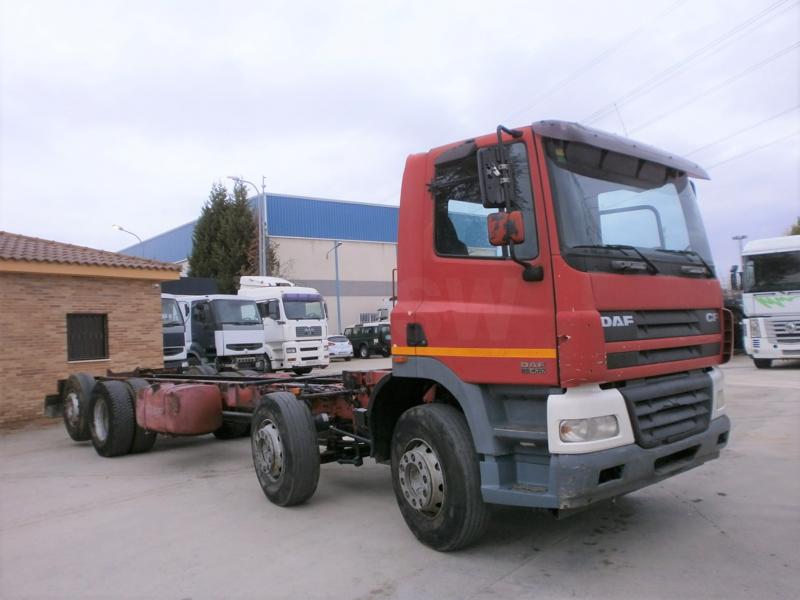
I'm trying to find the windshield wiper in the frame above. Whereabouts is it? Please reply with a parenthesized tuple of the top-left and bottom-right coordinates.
(654, 248, 714, 276)
(570, 244, 659, 274)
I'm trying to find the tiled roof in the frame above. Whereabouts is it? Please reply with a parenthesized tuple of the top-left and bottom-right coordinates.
(0, 231, 181, 271)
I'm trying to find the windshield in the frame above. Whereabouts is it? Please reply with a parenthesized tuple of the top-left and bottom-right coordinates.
(161, 298, 183, 326)
(545, 139, 713, 271)
(283, 293, 325, 320)
(743, 251, 800, 293)
(211, 300, 262, 325)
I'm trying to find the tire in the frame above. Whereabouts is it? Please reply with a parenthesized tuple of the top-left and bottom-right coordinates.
(292, 367, 313, 376)
(754, 358, 772, 369)
(186, 364, 217, 376)
(61, 373, 96, 442)
(391, 404, 488, 551)
(251, 391, 320, 506)
(359, 345, 369, 359)
(125, 378, 157, 454)
(89, 381, 136, 458)
(381, 348, 391, 358)
(213, 422, 250, 439)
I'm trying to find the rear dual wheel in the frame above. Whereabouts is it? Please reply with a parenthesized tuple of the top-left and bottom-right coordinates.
(89, 379, 156, 457)
(62, 373, 96, 441)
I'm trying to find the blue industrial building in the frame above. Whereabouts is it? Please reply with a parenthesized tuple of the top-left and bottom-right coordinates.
(122, 193, 399, 263)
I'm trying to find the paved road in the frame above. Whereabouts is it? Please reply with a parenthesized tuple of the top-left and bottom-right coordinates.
(1, 356, 798, 599)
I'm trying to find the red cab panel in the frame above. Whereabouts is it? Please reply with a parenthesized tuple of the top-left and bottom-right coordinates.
(136, 383, 223, 435)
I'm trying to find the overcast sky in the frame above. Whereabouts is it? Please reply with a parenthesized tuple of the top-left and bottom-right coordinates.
(1, 0, 798, 275)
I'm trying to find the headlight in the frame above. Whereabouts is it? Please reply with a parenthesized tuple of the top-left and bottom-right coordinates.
(749, 319, 761, 338)
(559, 415, 619, 443)
(286, 347, 297, 354)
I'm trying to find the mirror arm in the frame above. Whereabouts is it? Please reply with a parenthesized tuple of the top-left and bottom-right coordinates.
(495, 125, 542, 282)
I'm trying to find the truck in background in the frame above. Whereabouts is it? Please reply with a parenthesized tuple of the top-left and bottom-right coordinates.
(237, 276, 329, 375)
(740, 235, 800, 368)
(177, 294, 268, 372)
(160, 294, 188, 369)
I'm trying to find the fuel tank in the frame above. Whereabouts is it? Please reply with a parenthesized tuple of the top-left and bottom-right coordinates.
(136, 383, 223, 435)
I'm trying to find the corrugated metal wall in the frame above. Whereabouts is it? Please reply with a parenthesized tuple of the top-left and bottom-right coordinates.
(121, 194, 399, 261)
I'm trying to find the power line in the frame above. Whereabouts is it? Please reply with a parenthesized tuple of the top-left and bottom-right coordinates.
(506, 0, 689, 121)
(582, 0, 797, 124)
(685, 105, 800, 157)
(705, 130, 800, 169)
(630, 41, 800, 134)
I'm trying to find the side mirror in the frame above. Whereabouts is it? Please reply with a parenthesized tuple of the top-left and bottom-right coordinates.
(487, 211, 525, 246)
(478, 147, 515, 208)
(729, 265, 741, 291)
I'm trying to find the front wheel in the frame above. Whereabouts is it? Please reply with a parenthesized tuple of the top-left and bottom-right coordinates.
(391, 404, 488, 551)
(754, 358, 772, 369)
(251, 392, 320, 506)
(292, 367, 313, 376)
(358, 345, 369, 359)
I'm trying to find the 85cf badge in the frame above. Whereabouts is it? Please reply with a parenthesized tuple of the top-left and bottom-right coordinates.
(521, 361, 546, 375)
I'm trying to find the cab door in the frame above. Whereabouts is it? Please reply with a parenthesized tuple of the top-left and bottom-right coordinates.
(410, 130, 558, 386)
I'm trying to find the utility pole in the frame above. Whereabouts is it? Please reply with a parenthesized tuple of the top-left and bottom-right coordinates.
(732, 234, 747, 267)
(228, 176, 267, 276)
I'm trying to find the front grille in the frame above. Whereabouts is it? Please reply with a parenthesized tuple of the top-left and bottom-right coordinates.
(296, 326, 322, 338)
(300, 346, 318, 352)
(226, 343, 262, 351)
(766, 319, 800, 344)
(607, 343, 720, 369)
(164, 347, 184, 356)
(618, 370, 713, 449)
(601, 309, 720, 342)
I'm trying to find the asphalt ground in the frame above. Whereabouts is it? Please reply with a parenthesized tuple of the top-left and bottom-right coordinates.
(1, 355, 798, 599)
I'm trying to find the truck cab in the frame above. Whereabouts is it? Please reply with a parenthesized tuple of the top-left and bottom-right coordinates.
(178, 294, 267, 372)
(160, 293, 188, 369)
(237, 276, 330, 375)
(741, 235, 800, 368)
(368, 120, 731, 547)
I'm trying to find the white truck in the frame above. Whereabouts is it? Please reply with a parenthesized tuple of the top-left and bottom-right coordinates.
(161, 294, 189, 369)
(176, 294, 269, 372)
(741, 235, 800, 368)
(237, 276, 330, 375)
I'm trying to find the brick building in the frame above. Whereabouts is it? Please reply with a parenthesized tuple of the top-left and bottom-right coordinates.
(0, 231, 181, 427)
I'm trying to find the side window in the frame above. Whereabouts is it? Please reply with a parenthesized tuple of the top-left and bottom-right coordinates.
(433, 142, 537, 259)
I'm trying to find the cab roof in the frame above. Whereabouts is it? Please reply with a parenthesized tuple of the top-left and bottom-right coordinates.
(532, 120, 710, 180)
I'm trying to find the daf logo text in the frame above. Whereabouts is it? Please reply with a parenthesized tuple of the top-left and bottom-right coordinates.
(601, 315, 635, 327)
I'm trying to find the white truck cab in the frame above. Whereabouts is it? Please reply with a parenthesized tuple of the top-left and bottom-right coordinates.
(741, 235, 800, 368)
(238, 276, 330, 375)
(174, 294, 268, 372)
(161, 294, 189, 369)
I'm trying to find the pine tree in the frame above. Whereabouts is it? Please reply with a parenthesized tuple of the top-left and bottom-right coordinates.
(189, 182, 228, 280)
(787, 217, 800, 236)
(188, 181, 276, 293)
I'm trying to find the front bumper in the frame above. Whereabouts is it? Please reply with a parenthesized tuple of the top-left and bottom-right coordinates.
(480, 415, 731, 509)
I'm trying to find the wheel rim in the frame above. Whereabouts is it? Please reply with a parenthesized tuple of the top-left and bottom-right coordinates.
(255, 419, 283, 481)
(65, 391, 80, 428)
(398, 439, 444, 516)
(93, 396, 109, 443)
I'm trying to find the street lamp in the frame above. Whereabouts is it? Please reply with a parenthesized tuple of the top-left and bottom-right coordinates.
(326, 241, 343, 334)
(732, 234, 747, 267)
(112, 224, 144, 257)
(228, 175, 268, 277)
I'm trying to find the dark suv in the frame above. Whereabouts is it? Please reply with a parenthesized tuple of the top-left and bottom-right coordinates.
(343, 323, 391, 358)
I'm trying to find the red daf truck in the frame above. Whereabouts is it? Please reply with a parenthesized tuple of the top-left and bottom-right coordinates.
(47, 120, 732, 551)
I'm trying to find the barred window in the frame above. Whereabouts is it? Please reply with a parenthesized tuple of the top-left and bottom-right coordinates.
(66, 314, 108, 361)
